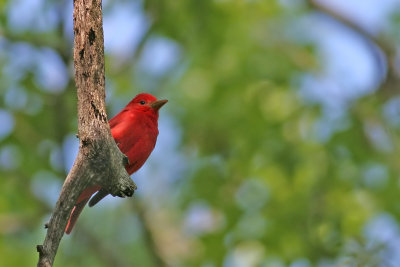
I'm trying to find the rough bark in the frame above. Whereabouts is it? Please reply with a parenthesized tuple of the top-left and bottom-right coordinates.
(36, 1, 136, 266)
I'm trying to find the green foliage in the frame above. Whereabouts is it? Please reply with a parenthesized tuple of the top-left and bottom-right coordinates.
(1, 0, 400, 266)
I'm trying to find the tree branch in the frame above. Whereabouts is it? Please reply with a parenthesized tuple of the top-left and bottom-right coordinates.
(36, 1, 136, 266)
(133, 200, 168, 267)
(308, 0, 392, 54)
(307, 0, 399, 97)
(78, 225, 131, 267)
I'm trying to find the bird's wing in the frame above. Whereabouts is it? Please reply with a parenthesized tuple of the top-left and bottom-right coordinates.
(109, 108, 133, 130)
(109, 109, 136, 146)
(88, 188, 109, 207)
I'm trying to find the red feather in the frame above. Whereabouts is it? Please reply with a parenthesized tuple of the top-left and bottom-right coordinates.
(65, 93, 167, 234)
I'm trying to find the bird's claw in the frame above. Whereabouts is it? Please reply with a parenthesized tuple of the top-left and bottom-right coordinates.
(123, 185, 134, 197)
(112, 184, 136, 198)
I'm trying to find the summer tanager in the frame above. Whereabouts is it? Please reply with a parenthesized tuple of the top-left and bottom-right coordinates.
(65, 93, 167, 234)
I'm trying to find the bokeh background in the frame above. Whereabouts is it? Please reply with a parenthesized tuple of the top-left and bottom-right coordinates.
(1, 0, 400, 266)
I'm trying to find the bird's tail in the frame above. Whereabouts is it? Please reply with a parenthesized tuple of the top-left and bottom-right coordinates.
(65, 185, 101, 234)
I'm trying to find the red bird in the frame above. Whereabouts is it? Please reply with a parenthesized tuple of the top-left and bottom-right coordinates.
(65, 93, 167, 234)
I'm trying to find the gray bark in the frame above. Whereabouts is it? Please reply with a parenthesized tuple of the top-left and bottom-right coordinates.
(36, 1, 136, 266)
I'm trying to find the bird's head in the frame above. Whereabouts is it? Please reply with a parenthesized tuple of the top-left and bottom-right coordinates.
(127, 93, 168, 117)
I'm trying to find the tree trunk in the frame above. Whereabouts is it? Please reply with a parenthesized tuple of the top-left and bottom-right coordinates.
(36, 1, 136, 266)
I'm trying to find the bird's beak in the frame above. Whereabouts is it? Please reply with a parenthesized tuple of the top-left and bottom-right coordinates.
(150, 99, 168, 110)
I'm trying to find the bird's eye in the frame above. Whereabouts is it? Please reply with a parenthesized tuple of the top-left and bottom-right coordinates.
(139, 101, 146, 105)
